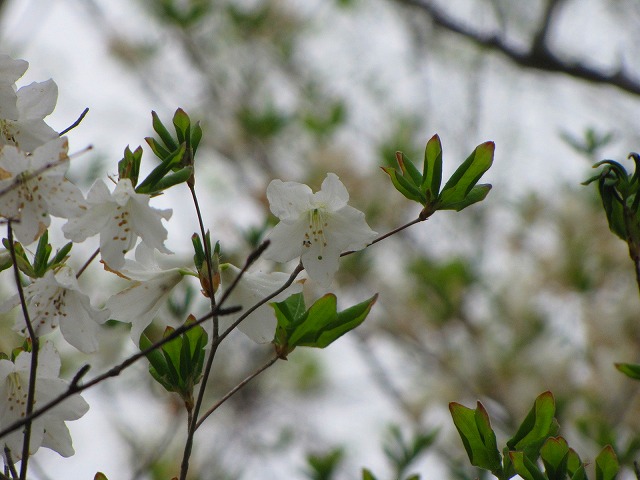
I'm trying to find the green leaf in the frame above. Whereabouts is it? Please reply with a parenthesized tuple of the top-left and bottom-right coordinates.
(595, 446, 619, 480)
(362, 469, 378, 480)
(49, 241, 73, 269)
(191, 121, 203, 154)
(136, 144, 186, 194)
(567, 448, 586, 480)
(381, 166, 425, 204)
(291, 294, 378, 348)
(437, 184, 492, 211)
(615, 362, 640, 380)
(439, 141, 494, 206)
(540, 437, 570, 480)
(32, 230, 52, 276)
(397, 151, 423, 188)
(507, 391, 556, 457)
(152, 110, 178, 151)
(422, 134, 443, 199)
(173, 108, 191, 145)
(509, 451, 547, 480)
(274, 293, 376, 357)
(143, 166, 193, 195)
(145, 136, 172, 160)
(449, 401, 502, 475)
(118, 145, 143, 184)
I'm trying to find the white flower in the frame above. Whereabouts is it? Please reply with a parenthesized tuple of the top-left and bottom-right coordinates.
(0, 55, 28, 120)
(218, 264, 303, 343)
(105, 246, 187, 342)
(0, 79, 58, 151)
(62, 178, 172, 270)
(264, 173, 377, 286)
(0, 342, 89, 459)
(0, 136, 86, 244)
(0, 265, 109, 353)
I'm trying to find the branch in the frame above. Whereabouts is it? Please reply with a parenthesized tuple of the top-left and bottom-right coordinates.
(395, 0, 640, 96)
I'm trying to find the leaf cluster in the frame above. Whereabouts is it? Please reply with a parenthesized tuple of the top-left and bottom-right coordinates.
(272, 292, 378, 359)
(382, 134, 494, 219)
(450, 391, 619, 480)
(139, 317, 208, 410)
(1, 230, 71, 278)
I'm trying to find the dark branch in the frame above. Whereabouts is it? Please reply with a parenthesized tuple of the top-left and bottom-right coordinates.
(395, 0, 640, 96)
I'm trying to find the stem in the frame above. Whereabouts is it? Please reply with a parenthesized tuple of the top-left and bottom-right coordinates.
(216, 262, 304, 346)
(3, 446, 18, 479)
(180, 184, 219, 480)
(75, 248, 100, 278)
(58, 107, 89, 136)
(341, 216, 423, 257)
(195, 355, 279, 430)
(6, 223, 39, 480)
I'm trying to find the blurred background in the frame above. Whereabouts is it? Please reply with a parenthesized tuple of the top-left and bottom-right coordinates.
(2, 0, 640, 478)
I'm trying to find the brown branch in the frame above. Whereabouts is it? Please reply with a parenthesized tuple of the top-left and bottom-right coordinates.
(395, 0, 640, 96)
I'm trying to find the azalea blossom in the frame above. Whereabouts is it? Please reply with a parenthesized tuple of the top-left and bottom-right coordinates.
(62, 178, 172, 270)
(105, 245, 189, 342)
(0, 54, 28, 120)
(0, 342, 89, 460)
(218, 264, 303, 343)
(0, 136, 86, 244)
(0, 79, 59, 151)
(264, 173, 377, 286)
(0, 265, 110, 353)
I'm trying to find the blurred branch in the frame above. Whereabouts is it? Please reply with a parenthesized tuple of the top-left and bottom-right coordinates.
(395, 0, 640, 96)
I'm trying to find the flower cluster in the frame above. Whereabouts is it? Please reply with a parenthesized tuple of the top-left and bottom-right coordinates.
(0, 53, 380, 475)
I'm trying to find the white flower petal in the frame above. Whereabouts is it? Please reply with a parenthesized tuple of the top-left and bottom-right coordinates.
(301, 242, 341, 288)
(17, 79, 57, 119)
(106, 268, 184, 342)
(267, 179, 313, 221)
(264, 217, 307, 263)
(314, 172, 349, 211)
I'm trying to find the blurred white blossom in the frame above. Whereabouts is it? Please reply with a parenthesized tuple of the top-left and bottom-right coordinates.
(62, 178, 172, 270)
(0, 136, 86, 244)
(105, 245, 188, 342)
(219, 264, 303, 343)
(0, 342, 89, 459)
(0, 265, 109, 353)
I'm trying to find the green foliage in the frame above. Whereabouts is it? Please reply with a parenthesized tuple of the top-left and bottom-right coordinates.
(191, 231, 219, 298)
(382, 135, 493, 219)
(450, 392, 619, 480)
(614, 362, 640, 380)
(304, 448, 344, 480)
(140, 108, 201, 193)
(382, 425, 438, 478)
(139, 317, 208, 409)
(1, 230, 72, 278)
(583, 154, 640, 251)
(449, 401, 502, 476)
(272, 292, 378, 358)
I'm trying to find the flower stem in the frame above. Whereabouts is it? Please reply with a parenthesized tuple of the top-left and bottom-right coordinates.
(75, 247, 100, 278)
(7, 223, 39, 480)
(341, 216, 424, 257)
(180, 184, 220, 480)
(195, 355, 279, 430)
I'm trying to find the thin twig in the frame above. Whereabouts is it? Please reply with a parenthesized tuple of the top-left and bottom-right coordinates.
(75, 248, 100, 278)
(195, 355, 279, 430)
(3, 446, 18, 479)
(58, 107, 89, 136)
(7, 223, 39, 480)
(179, 182, 222, 480)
